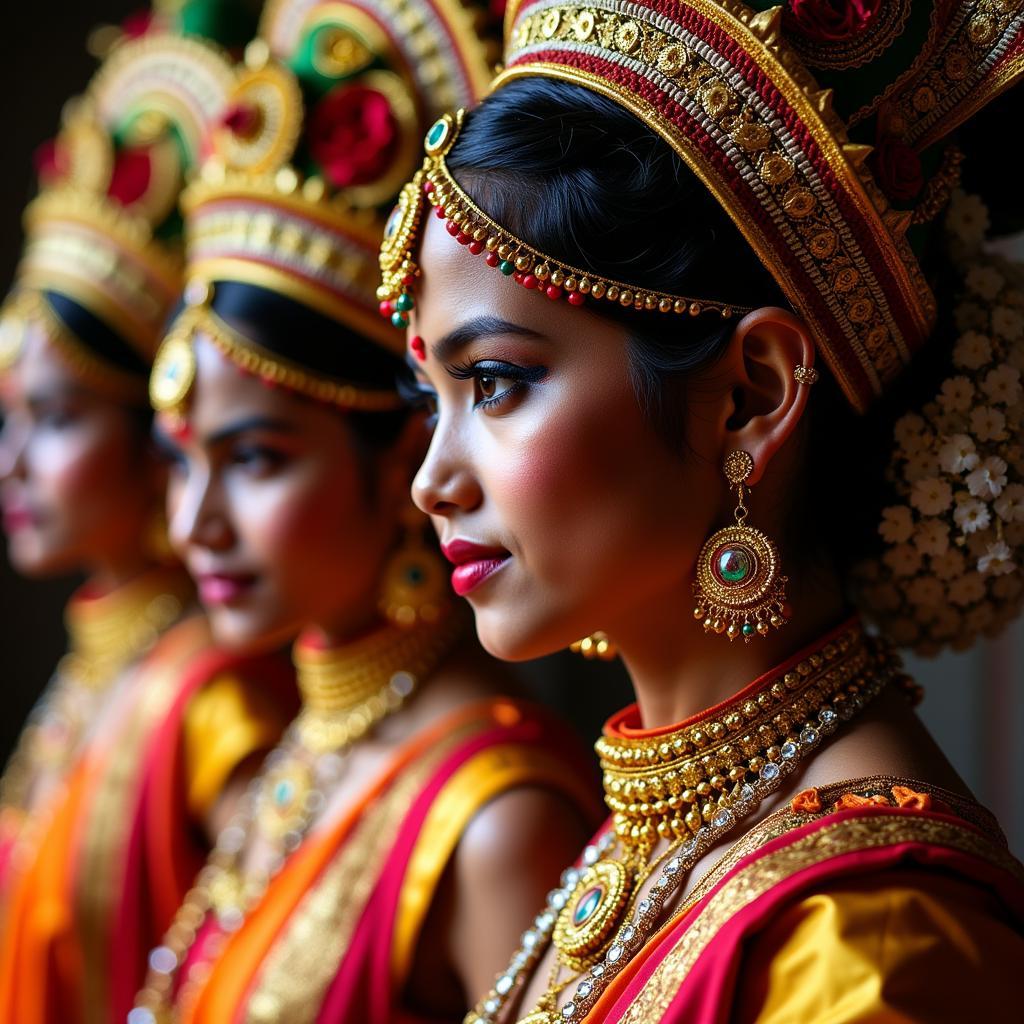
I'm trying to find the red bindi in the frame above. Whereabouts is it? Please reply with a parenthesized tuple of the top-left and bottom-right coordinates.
(410, 335, 427, 362)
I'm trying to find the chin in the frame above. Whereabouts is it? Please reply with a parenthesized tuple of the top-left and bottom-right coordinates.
(4, 536, 75, 580)
(204, 605, 299, 654)
(471, 604, 570, 663)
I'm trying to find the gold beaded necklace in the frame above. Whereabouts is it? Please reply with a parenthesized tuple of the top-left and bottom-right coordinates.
(467, 622, 906, 1024)
(0, 568, 190, 852)
(131, 607, 465, 1023)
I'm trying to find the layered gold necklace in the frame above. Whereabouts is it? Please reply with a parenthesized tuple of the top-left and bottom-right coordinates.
(466, 622, 906, 1024)
(0, 568, 190, 855)
(131, 606, 465, 1023)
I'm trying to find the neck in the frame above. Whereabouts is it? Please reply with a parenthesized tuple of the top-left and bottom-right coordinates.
(612, 565, 850, 728)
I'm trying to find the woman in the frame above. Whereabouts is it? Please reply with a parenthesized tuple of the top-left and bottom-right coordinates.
(0, 10, 295, 1023)
(128, 3, 599, 1022)
(380, 0, 1024, 1019)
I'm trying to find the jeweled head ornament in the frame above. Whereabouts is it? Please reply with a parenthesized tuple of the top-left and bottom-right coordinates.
(149, 0, 500, 417)
(378, 110, 754, 321)
(0, 6, 247, 398)
(383, 0, 1024, 412)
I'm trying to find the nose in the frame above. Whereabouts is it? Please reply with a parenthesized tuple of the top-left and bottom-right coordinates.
(0, 417, 27, 483)
(167, 463, 233, 555)
(412, 420, 482, 519)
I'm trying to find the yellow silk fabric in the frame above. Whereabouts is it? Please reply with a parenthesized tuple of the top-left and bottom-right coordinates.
(182, 672, 289, 822)
(735, 869, 1024, 1022)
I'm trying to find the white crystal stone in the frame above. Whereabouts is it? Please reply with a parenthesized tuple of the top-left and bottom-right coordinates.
(512, 951, 527, 969)
(495, 974, 514, 995)
(592, 964, 606, 977)
(682, 838, 698, 858)
(148, 945, 177, 975)
(712, 809, 734, 828)
(780, 741, 798, 760)
(577, 980, 593, 998)
(549, 889, 568, 910)
(390, 670, 415, 696)
(561, 867, 579, 888)
(819, 708, 838, 725)
(484, 998, 500, 1014)
(760, 762, 780, 782)
(607, 944, 623, 962)
(665, 858, 680, 874)
(638, 899, 651, 914)
(537, 911, 555, 930)
(127, 1010, 156, 1024)
(522, 929, 539, 949)
(562, 1002, 576, 1018)
(800, 727, 820, 745)
(740, 784, 755, 801)
(583, 845, 599, 865)
(621, 925, 635, 942)
(599, 832, 615, 852)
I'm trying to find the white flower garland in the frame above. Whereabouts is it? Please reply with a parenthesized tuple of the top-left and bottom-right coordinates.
(859, 191, 1024, 655)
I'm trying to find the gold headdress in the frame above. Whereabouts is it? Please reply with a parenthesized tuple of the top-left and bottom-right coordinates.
(0, 10, 244, 398)
(382, 0, 1024, 413)
(149, 0, 501, 416)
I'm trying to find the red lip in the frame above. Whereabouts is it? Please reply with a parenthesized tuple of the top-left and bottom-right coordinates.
(1, 503, 36, 533)
(441, 540, 510, 597)
(194, 572, 258, 606)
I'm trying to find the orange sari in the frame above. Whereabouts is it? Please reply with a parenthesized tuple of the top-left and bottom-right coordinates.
(180, 699, 601, 1024)
(0, 616, 295, 1024)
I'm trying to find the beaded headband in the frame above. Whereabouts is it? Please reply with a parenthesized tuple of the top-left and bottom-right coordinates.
(378, 109, 754, 323)
(150, 280, 405, 417)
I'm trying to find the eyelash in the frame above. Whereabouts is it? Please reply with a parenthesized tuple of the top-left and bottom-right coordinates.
(446, 359, 546, 412)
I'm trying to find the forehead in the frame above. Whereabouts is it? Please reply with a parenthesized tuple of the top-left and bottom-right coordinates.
(6, 320, 88, 397)
(415, 215, 585, 343)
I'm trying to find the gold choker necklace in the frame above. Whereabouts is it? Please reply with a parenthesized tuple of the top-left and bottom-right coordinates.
(133, 606, 466, 1022)
(467, 622, 906, 1024)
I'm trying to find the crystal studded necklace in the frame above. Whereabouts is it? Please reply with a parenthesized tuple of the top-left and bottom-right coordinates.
(130, 607, 465, 1024)
(466, 622, 906, 1024)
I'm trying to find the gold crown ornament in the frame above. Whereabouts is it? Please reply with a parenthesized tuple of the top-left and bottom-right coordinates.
(0, 8, 247, 395)
(150, 0, 502, 417)
(383, 0, 1024, 413)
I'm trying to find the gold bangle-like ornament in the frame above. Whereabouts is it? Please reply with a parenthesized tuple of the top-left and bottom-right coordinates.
(378, 111, 754, 326)
(793, 364, 819, 385)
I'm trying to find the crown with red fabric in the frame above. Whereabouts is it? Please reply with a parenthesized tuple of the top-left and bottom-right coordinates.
(0, 2, 252, 396)
(176, 0, 500, 359)
(486, 0, 1024, 411)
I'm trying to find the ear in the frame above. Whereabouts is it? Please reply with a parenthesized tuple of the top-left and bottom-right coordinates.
(712, 307, 815, 486)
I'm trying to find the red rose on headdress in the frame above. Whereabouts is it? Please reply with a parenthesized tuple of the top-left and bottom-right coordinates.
(107, 147, 153, 207)
(308, 84, 399, 189)
(784, 0, 881, 43)
(872, 136, 923, 203)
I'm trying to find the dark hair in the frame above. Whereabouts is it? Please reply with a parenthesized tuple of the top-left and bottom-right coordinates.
(209, 280, 412, 459)
(445, 78, 934, 577)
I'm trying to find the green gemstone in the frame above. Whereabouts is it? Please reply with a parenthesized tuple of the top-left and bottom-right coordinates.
(573, 886, 604, 927)
(396, 293, 415, 312)
(391, 311, 409, 329)
(426, 119, 448, 149)
(717, 547, 751, 584)
(742, 623, 755, 637)
(499, 260, 515, 276)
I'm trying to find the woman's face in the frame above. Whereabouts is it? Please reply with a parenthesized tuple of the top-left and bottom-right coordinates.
(410, 217, 730, 661)
(0, 321, 157, 579)
(157, 334, 410, 651)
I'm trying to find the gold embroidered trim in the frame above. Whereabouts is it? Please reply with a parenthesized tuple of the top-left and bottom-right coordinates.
(240, 716, 490, 1023)
(499, 0, 936, 408)
(621, 787, 1021, 1022)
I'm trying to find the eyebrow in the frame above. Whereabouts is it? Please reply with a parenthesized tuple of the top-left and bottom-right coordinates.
(155, 414, 298, 450)
(428, 315, 546, 364)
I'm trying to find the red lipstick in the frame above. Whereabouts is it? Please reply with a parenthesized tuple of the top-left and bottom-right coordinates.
(441, 539, 510, 597)
(195, 572, 257, 606)
(1, 502, 36, 534)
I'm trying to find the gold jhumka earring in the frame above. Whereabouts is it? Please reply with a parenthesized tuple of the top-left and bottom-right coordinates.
(379, 506, 449, 627)
(693, 450, 790, 641)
